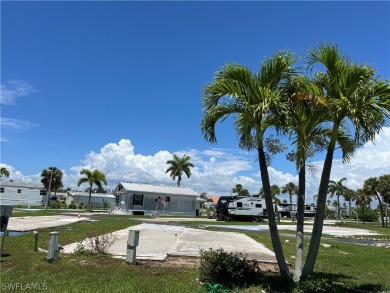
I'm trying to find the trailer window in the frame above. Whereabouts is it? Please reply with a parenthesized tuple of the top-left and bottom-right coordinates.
(237, 202, 242, 208)
(305, 206, 311, 211)
(255, 204, 262, 208)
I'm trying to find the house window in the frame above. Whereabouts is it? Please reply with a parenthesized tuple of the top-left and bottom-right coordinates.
(305, 206, 311, 211)
(255, 204, 262, 208)
(40, 190, 47, 195)
(17, 189, 22, 194)
(237, 202, 242, 208)
(0, 188, 4, 193)
(133, 194, 144, 206)
(165, 196, 170, 203)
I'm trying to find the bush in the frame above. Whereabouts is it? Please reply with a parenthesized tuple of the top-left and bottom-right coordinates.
(293, 275, 336, 293)
(74, 228, 118, 255)
(199, 248, 262, 289)
(355, 207, 379, 222)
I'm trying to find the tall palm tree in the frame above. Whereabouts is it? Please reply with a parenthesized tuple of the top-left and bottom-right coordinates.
(302, 43, 390, 276)
(201, 51, 296, 277)
(328, 178, 347, 220)
(364, 177, 385, 227)
(41, 167, 63, 196)
(0, 167, 10, 178)
(77, 169, 107, 210)
(165, 154, 194, 187)
(280, 73, 354, 282)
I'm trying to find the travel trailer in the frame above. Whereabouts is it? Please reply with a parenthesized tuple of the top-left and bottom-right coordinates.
(216, 196, 268, 222)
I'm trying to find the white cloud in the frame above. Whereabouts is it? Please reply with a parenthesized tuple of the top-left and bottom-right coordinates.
(0, 80, 36, 105)
(0, 118, 38, 131)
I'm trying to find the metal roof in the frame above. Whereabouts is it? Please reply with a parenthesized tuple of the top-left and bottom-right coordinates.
(118, 182, 199, 197)
(67, 192, 115, 198)
(0, 181, 44, 189)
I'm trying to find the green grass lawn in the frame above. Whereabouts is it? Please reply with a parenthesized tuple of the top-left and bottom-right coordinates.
(2, 213, 389, 292)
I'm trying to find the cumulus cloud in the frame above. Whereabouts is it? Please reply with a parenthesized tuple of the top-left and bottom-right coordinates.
(0, 80, 36, 105)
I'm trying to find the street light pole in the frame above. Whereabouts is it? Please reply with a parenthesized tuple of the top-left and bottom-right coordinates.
(45, 170, 53, 210)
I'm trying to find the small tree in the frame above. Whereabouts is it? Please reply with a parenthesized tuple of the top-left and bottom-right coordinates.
(0, 167, 10, 178)
(77, 169, 107, 211)
(165, 154, 194, 187)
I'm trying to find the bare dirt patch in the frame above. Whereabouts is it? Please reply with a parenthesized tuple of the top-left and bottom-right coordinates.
(138, 256, 282, 273)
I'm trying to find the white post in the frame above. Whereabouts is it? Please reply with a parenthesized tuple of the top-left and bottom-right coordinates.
(126, 230, 140, 265)
(47, 231, 59, 262)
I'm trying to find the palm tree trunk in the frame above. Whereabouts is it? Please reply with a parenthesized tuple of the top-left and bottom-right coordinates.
(294, 163, 306, 282)
(88, 186, 92, 211)
(375, 194, 385, 227)
(337, 194, 340, 220)
(303, 148, 335, 276)
(362, 205, 365, 225)
(349, 199, 352, 219)
(258, 148, 290, 278)
(290, 193, 293, 223)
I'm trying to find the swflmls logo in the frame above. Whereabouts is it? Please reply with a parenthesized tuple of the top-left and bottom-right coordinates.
(1, 283, 48, 291)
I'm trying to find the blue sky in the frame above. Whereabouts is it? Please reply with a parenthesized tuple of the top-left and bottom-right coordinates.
(1, 1, 390, 201)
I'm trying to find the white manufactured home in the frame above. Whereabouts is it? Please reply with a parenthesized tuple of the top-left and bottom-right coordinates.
(0, 181, 47, 206)
(113, 182, 200, 216)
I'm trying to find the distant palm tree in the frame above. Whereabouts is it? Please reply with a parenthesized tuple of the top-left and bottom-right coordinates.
(77, 169, 107, 210)
(328, 178, 347, 220)
(343, 188, 356, 219)
(41, 167, 63, 196)
(232, 184, 250, 196)
(0, 167, 10, 178)
(356, 189, 370, 225)
(281, 182, 298, 213)
(165, 154, 194, 187)
(364, 177, 385, 227)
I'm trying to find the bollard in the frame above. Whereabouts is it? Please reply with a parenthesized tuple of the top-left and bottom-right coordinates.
(126, 230, 140, 265)
(33, 231, 39, 252)
(47, 231, 59, 262)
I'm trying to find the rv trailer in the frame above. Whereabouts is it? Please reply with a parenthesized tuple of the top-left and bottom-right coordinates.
(216, 196, 268, 222)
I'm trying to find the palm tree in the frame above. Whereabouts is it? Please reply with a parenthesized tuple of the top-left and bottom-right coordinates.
(41, 167, 63, 196)
(377, 174, 390, 227)
(356, 189, 370, 225)
(165, 154, 194, 187)
(280, 73, 354, 281)
(364, 177, 385, 227)
(302, 43, 390, 276)
(328, 178, 347, 220)
(77, 169, 107, 210)
(201, 51, 296, 277)
(281, 182, 298, 214)
(343, 188, 356, 219)
(0, 167, 10, 178)
(232, 184, 250, 196)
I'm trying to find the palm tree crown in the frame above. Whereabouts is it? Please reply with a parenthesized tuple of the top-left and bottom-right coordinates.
(0, 167, 10, 178)
(165, 154, 194, 187)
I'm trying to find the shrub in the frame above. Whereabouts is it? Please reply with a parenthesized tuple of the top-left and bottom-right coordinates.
(74, 228, 118, 255)
(293, 275, 336, 293)
(199, 248, 262, 289)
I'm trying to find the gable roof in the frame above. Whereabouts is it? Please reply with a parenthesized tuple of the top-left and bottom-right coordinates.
(117, 182, 199, 197)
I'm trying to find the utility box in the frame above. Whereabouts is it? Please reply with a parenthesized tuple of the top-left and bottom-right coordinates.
(126, 230, 140, 265)
(128, 230, 140, 246)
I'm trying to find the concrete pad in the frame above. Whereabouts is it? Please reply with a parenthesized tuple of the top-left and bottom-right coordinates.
(8, 215, 90, 231)
(62, 223, 276, 263)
